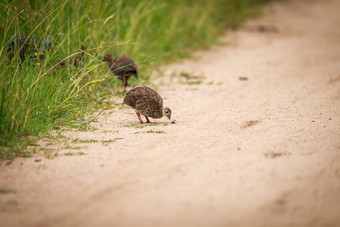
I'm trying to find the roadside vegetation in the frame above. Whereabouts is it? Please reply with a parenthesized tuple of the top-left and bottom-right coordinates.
(0, 0, 278, 160)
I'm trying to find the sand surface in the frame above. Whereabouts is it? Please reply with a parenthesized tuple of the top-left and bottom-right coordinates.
(1, 0, 340, 226)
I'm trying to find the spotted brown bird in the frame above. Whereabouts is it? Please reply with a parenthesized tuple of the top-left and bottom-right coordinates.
(123, 86, 171, 124)
(103, 54, 138, 89)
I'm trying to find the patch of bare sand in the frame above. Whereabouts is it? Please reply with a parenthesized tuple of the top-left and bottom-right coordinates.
(1, 0, 340, 226)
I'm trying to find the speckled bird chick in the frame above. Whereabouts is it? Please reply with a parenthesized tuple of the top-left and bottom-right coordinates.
(123, 86, 172, 124)
(7, 34, 52, 64)
(103, 54, 138, 89)
(56, 45, 87, 68)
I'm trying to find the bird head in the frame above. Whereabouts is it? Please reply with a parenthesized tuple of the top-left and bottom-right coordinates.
(78, 45, 87, 58)
(103, 54, 114, 62)
(163, 107, 172, 120)
(80, 45, 87, 51)
(44, 34, 52, 50)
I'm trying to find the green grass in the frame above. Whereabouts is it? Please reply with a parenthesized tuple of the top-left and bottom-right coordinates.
(123, 122, 169, 128)
(0, 0, 279, 160)
(101, 139, 123, 144)
(0, 188, 16, 194)
(71, 138, 122, 144)
(63, 151, 86, 156)
(135, 130, 165, 134)
(180, 80, 203, 85)
(72, 138, 99, 143)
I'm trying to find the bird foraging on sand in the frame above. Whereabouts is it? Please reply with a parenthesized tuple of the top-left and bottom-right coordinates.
(123, 86, 171, 124)
(103, 54, 138, 89)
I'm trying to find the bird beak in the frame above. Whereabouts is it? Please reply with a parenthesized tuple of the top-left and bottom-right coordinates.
(134, 72, 139, 79)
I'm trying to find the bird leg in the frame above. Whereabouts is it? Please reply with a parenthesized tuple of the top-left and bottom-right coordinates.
(119, 77, 127, 92)
(123, 74, 132, 90)
(123, 77, 128, 89)
(136, 112, 144, 124)
(145, 116, 151, 123)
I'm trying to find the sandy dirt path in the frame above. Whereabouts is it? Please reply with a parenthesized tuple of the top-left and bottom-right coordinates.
(1, 0, 340, 226)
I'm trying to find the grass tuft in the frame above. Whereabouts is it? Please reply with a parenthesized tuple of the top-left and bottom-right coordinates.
(72, 139, 99, 143)
(0, 188, 16, 194)
(135, 130, 165, 134)
(63, 151, 86, 156)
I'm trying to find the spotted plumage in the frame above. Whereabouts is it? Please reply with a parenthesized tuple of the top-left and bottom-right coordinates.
(123, 86, 172, 124)
(56, 45, 87, 68)
(73, 45, 87, 67)
(7, 34, 52, 64)
(103, 54, 138, 89)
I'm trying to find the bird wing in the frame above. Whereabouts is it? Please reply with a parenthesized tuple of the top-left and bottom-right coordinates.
(124, 87, 145, 107)
(130, 86, 163, 106)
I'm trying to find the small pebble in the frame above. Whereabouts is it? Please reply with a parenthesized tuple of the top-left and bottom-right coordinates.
(239, 76, 248, 81)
